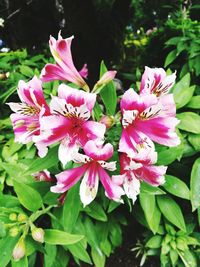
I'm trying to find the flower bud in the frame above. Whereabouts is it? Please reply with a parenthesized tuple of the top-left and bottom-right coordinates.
(99, 115, 115, 129)
(33, 169, 52, 182)
(12, 237, 25, 261)
(9, 213, 17, 221)
(31, 227, 45, 243)
(9, 227, 19, 237)
(18, 214, 27, 222)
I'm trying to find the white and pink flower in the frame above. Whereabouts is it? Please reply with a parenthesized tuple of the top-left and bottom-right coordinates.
(119, 88, 180, 155)
(51, 140, 124, 206)
(34, 84, 106, 165)
(7, 76, 50, 144)
(40, 32, 89, 91)
(113, 150, 167, 204)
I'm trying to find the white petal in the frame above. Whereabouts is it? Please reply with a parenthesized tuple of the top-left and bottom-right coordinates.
(122, 109, 139, 128)
(99, 161, 116, 171)
(58, 139, 79, 166)
(71, 152, 91, 164)
(80, 170, 99, 207)
(124, 176, 140, 204)
(140, 102, 163, 120)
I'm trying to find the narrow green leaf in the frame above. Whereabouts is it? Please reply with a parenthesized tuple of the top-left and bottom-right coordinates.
(188, 134, 200, 150)
(85, 201, 107, 222)
(164, 50, 177, 67)
(146, 235, 162, 248)
(140, 182, 166, 195)
(13, 180, 43, 212)
(67, 242, 92, 264)
(44, 244, 57, 267)
(24, 146, 59, 174)
(11, 256, 28, 267)
(63, 183, 80, 232)
(177, 112, 200, 134)
(190, 158, 200, 211)
(139, 193, 155, 232)
(174, 85, 195, 109)
(163, 175, 190, 200)
(157, 195, 186, 231)
(99, 61, 117, 115)
(44, 229, 84, 245)
(91, 248, 106, 267)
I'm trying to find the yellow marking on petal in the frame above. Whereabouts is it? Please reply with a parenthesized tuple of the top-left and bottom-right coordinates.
(91, 188, 96, 199)
(27, 123, 37, 132)
(14, 120, 25, 128)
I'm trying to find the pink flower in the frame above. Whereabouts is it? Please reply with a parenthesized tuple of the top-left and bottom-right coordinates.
(7, 76, 50, 144)
(140, 66, 176, 97)
(119, 88, 180, 154)
(40, 32, 89, 91)
(33, 169, 52, 182)
(51, 140, 124, 206)
(34, 85, 106, 165)
(92, 70, 117, 93)
(113, 151, 167, 203)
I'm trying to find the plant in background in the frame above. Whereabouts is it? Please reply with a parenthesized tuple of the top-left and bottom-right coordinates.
(0, 31, 182, 266)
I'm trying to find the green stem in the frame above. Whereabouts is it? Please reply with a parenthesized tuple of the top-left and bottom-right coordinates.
(29, 205, 57, 223)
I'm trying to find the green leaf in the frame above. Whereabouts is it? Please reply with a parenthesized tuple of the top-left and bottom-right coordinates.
(0, 236, 18, 267)
(11, 256, 28, 267)
(178, 250, 197, 267)
(13, 180, 43, 212)
(177, 112, 200, 134)
(139, 193, 155, 232)
(164, 50, 177, 67)
(85, 201, 107, 222)
(174, 85, 195, 109)
(19, 65, 34, 77)
(84, 217, 102, 253)
(44, 244, 57, 267)
(99, 61, 117, 115)
(91, 248, 106, 267)
(186, 96, 200, 109)
(157, 142, 184, 165)
(67, 242, 92, 264)
(63, 183, 80, 232)
(44, 229, 84, 245)
(146, 235, 162, 248)
(107, 201, 120, 213)
(140, 182, 166, 195)
(163, 175, 190, 200)
(157, 195, 186, 231)
(170, 250, 178, 267)
(190, 158, 200, 211)
(24, 146, 59, 175)
(188, 134, 200, 150)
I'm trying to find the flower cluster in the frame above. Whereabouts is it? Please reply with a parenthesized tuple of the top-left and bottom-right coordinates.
(8, 33, 180, 206)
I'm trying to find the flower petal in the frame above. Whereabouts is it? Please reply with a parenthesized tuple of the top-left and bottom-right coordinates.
(58, 138, 79, 166)
(83, 140, 113, 161)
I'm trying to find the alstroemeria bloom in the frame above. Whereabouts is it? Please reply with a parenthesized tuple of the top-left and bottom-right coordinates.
(7, 76, 50, 144)
(140, 66, 177, 117)
(119, 88, 180, 154)
(113, 151, 167, 204)
(40, 32, 89, 91)
(51, 140, 124, 206)
(34, 85, 106, 165)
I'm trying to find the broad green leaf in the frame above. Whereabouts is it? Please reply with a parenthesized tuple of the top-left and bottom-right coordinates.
(178, 250, 197, 267)
(0, 236, 18, 267)
(139, 193, 155, 232)
(149, 204, 161, 234)
(163, 175, 190, 200)
(53, 247, 70, 267)
(109, 222, 122, 247)
(93, 102, 103, 121)
(146, 235, 162, 248)
(170, 250, 179, 267)
(107, 201, 120, 213)
(166, 37, 181, 46)
(177, 112, 200, 134)
(67, 242, 92, 264)
(164, 50, 177, 67)
(19, 65, 34, 77)
(13, 180, 43, 212)
(188, 134, 200, 150)
(157, 142, 184, 165)
(44, 229, 84, 245)
(187, 96, 200, 109)
(0, 194, 20, 208)
(63, 183, 80, 232)
(84, 217, 102, 253)
(141, 182, 166, 195)
(190, 158, 200, 211)
(85, 201, 107, 222)
(157, 195, 186, 231)
(172, 73, 190, 94)
(44, 244, 57, 267)
(24, 146, 59, 174)
(174, 85, 195, 109)
(99, 61, 117, 115)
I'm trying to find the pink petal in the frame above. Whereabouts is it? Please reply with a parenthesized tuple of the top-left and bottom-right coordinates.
(83, 140, 113, 161)
(159, 94, 176, 117)
(81, 121, 106, 145)
(58, 139, 79, 166)
(58, 84, 96, 111)
(96, 70, 117, 85)
(79, 64, 88, 79)
(51, 164, 88, 193)
(136, 165, 167, 186)
(98, 166, 124, 202)
(40, 63, 69, 82)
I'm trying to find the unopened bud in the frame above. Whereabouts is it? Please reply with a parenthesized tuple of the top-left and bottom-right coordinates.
(12, 237, 25, 261)
(31, 227, 45, 243)
(9, 213, 17, 221)
(18, 214, 27, 222)
(9, 227, 19, 237)
(92, 70, 117, 93)
(99, 115, 115, 129)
